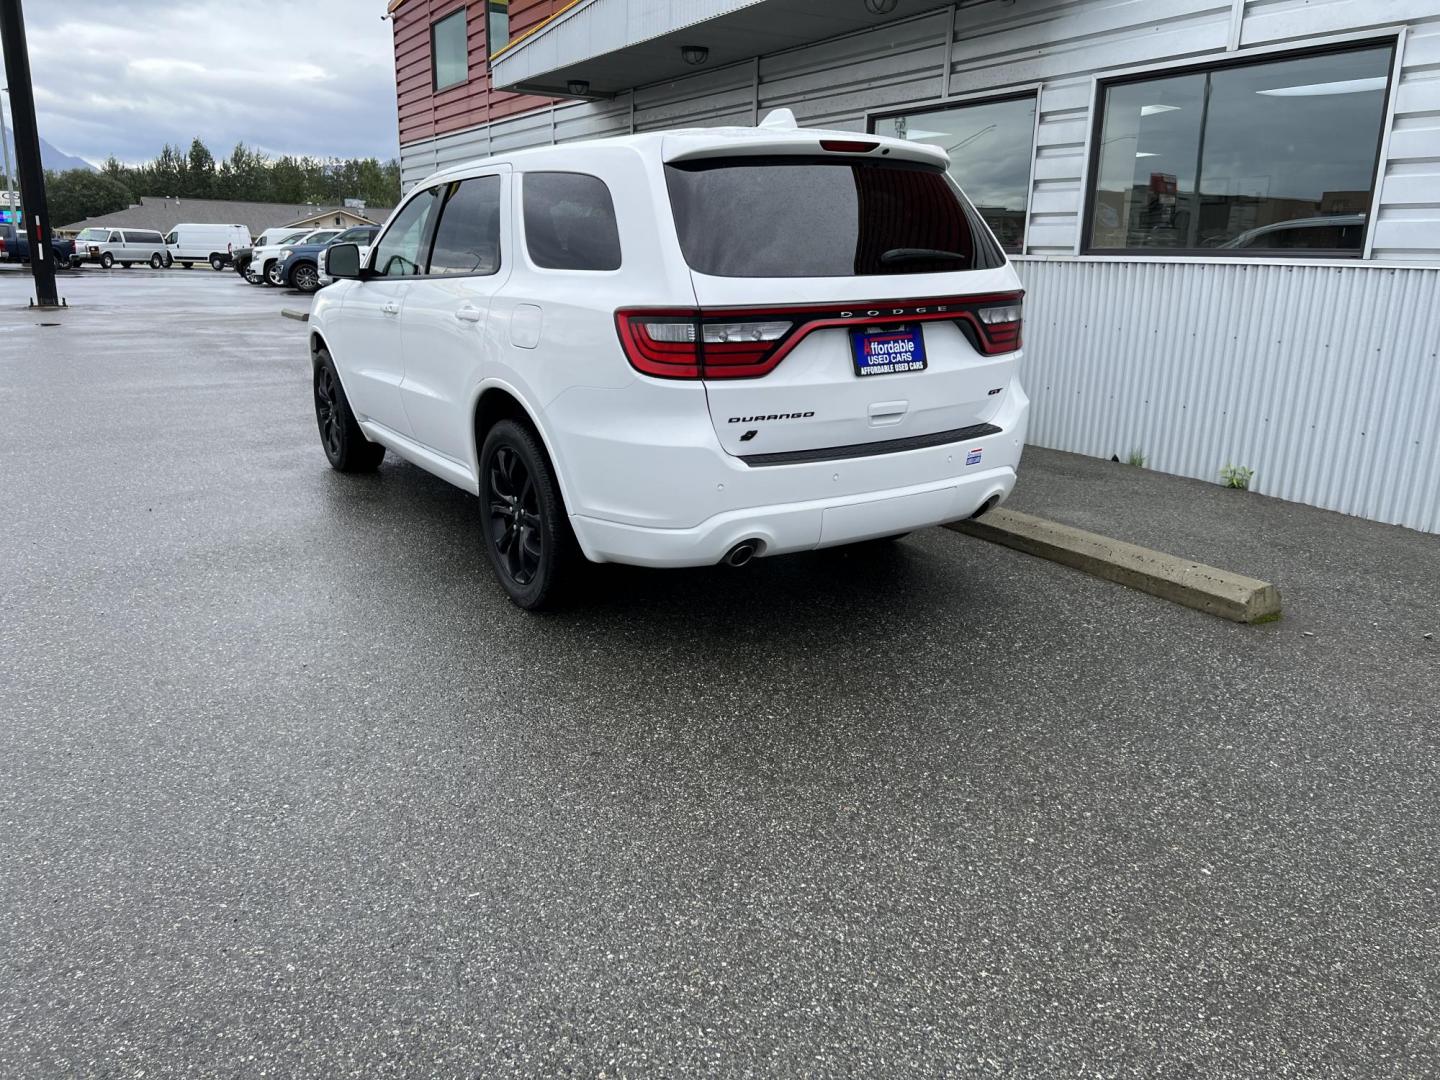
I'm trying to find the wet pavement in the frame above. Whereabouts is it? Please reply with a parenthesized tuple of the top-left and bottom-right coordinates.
(3, 269, 1438, 1078)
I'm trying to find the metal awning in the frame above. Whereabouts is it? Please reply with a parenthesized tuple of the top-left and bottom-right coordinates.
(491, 0, 944, 98)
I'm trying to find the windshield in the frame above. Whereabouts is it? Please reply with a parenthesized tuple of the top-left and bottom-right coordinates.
(306, 231, 340, 244)
(665, 156, 1003, 277)
(77, 228, 109, 240)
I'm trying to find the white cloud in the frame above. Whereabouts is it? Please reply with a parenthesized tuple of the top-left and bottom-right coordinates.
(3, 0, 399, 165)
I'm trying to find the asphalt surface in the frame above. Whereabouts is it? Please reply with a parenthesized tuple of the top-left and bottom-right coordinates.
(2, 268, 1438, 1078)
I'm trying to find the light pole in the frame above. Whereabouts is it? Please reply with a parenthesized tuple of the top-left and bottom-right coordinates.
(0, 0, 60, 308)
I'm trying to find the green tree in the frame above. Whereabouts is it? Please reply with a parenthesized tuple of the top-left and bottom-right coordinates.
(186, 137, 216, 197)
(45, 170, 135, 227)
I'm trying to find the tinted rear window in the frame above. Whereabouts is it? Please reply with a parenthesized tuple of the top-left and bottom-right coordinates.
(522, 172, 621, 271)
(665, 157, 1002, 277)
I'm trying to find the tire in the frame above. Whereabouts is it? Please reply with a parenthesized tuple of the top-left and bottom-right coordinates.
(479, 419, 580, 611)
(121, 261, 132, 268)
(265, 261, 284, 287)
(313, 349, 385, 474)
(149, 253, 163, 269)
(99, 252, 114, 268)
(182, 261, 193, 269)
(210, 254, 226, 271)
(291, 261, 320, 293)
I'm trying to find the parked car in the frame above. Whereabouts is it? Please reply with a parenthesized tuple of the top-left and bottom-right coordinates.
(164, 223, 251, 270)
(73, 227, 169, 269)
(249, 229, 340, 286)
(1217, 213, 1368, 250)
(232, 227, 312, 279)
(0, 222, 76, 267)
(309, 112, 1030, 609)
(277, 226, 378, 293)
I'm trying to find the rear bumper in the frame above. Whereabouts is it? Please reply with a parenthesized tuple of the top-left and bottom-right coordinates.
(568, 381, 1029, 568)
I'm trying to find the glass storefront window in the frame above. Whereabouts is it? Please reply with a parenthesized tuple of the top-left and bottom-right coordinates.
(872, 94, 1037, 254)
(1087, 44, 1393, 254)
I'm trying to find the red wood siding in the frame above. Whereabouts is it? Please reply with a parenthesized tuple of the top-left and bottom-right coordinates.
(392, 0, 562, 147)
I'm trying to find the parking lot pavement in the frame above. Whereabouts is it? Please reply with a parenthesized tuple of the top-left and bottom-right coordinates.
(2, 270, 1437, 1079)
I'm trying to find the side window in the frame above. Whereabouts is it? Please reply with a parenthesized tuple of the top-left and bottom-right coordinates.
(431, 8, 467, 91)
(370, 189, 440, 276)
(429, 175, 502, 276)
(522, 172, 621, 271)
(164, 231, 177, 244)
(486, 0, 509, 62)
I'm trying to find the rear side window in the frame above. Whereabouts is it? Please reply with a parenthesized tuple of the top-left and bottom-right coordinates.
(522, 172, 621, 271)
(665, 157, 1002, 277)
(430, 175, 502, 275)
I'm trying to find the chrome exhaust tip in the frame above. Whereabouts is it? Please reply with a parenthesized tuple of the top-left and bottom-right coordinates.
(723, 540, 760, 567)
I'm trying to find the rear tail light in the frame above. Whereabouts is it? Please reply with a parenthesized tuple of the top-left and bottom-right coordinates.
(819, 139, 879, 153)
(972, 299, 1023, 354)
(616, 311, 797, 379)
(616, 291, 1023, 379)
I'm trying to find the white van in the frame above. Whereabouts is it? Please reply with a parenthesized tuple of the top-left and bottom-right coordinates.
(74, 228, 170, 269)
(164, 223, 251, 270)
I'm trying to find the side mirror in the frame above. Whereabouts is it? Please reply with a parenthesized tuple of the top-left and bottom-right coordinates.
(327, 242, 365, 280)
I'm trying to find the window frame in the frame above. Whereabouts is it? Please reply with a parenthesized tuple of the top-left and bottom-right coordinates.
(430, 6, 469, 93)
(1078, 33, 1402, 261)
(867, 88, 1041, 256)
(519, 170, 623, 274)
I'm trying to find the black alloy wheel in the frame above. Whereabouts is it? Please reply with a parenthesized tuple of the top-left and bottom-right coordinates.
(479, 420, 577, 610)
(292, 262, 320, 293)
(313, 350, 385, 473)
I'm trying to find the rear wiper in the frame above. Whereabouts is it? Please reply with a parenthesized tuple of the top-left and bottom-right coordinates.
(880, 247, 968, 264)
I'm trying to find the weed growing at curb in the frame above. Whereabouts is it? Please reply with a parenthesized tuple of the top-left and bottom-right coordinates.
(1220, 463, 1255, 490)
(1126, 449, 1147, 467)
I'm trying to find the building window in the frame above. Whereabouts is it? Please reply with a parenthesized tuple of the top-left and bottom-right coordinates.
(487, 1, 509, 62)
(871, 94, 1037, 254)
(523, 173, 621, 270)
(1086, 42, 1393, 255)
(431, 8, 468, 92)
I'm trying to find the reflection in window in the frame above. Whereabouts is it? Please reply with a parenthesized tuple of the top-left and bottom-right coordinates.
(1089, 44, 1392, 253)
(431, 9, 467, 91)
(873, 95, 1036, 253)
(372, 188, 439, 276)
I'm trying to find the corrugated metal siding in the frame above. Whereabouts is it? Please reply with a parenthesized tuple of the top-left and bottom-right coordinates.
(1016, 258, 1440, 532)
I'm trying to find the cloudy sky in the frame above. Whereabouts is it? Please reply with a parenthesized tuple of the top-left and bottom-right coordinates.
(2, 0, 398, 166)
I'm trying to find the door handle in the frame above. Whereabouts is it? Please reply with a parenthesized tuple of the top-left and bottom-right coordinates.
(382, 301, 400, 316)
(454, 306, 483, 323)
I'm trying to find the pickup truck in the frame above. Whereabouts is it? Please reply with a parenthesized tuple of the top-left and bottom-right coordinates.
(0, 223, 77, 267)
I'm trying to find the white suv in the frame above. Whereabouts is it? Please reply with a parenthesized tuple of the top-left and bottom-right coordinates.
(310, 111, 1030, 609)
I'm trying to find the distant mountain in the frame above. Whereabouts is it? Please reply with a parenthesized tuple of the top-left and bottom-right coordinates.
(1, 133, 98, 174)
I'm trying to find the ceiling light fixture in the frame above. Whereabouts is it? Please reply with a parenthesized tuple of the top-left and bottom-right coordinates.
(865, 0, 900, 12)
(567, 79, 590, 96)
(681, 45, 709, 66)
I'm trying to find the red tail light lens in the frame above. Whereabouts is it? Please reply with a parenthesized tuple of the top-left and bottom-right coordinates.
(819, 139, 879, 153)
(616, 311, 796, 379)
(971, 299, 1023, 354)
(616, 292, 1022, 378)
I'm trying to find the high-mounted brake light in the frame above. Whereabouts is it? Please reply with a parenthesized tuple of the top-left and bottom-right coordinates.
(819, 139, 879, 153)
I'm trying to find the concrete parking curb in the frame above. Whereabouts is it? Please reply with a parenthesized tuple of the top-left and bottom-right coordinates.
(946, 508, 1282, 624)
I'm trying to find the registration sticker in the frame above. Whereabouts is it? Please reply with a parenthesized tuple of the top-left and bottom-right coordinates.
(966, 448, 983, 466)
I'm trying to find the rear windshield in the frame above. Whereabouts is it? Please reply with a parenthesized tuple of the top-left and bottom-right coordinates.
(665, 157, 1003, 278)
